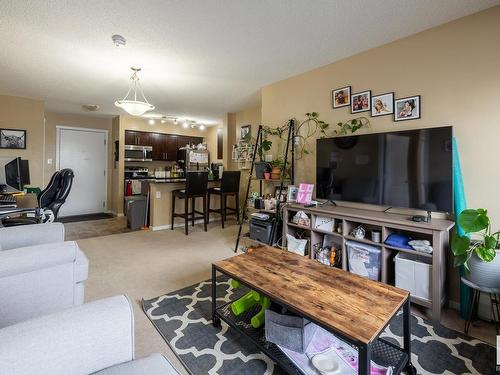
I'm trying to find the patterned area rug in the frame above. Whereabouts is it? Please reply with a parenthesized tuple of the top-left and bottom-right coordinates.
(142, 277, 495, 375)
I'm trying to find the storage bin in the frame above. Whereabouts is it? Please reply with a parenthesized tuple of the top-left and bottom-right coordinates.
(395, 252, 432, 301)
(346, 240, 381, 281)
(265, 309, 317, 353)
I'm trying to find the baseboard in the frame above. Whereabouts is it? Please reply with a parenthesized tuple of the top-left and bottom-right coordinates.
(449, 298, 493, 321)
(150, 215, 223, 231)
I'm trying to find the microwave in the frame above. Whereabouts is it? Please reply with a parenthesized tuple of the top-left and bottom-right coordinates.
(124, 145, 153, 162)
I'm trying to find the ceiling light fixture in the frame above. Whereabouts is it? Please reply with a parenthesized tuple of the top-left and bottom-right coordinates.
(174, 118, 177, 125)
(148, 119, 155, 125)
(161, 116, 167, 124)
(182, 121, 189, 129)
(199, 124, 206, 130)
(115, 67, 155, 116)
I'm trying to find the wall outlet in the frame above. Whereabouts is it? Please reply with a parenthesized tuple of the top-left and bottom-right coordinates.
(47, 158, 53, 165)
(156, 191, 161, 199)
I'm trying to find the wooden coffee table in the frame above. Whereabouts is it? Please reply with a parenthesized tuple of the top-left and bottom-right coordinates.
(212, 245, 415, 375)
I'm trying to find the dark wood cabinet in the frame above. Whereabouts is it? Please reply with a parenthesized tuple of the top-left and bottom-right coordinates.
(126, 131, 203, 161)
(166, 135, 178, 161)
(125, 130, 152, 146)
(152, 134, 179, 161)
(151, 133, 168, 160)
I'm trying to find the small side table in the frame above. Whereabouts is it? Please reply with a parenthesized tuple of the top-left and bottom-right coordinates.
(461, 276, 500, 335)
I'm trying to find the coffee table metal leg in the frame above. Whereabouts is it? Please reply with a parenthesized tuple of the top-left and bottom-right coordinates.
(358, 344, 370, 375)
(403, 297, 416, 374)
(211, 265, 221, 328)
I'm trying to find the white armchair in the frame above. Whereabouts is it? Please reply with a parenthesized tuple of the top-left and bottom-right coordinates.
(0, 223, 88, 327)
(0, 295, 180, 375)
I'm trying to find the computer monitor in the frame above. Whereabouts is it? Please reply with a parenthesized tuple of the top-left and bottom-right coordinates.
(0, 157, 29, 193)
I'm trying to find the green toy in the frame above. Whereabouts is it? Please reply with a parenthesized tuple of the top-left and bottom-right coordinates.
(230, 279, 270, 329)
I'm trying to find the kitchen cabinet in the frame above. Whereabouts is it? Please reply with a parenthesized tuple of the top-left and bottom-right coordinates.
(152, 134, 178, 161)
(151, 133, 168, 160)
(125, 130, 152, 146)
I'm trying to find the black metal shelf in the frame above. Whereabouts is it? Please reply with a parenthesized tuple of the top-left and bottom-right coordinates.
(215, 301, 409, 375)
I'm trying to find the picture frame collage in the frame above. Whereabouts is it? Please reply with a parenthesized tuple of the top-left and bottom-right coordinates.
(332, 85, 421, 122)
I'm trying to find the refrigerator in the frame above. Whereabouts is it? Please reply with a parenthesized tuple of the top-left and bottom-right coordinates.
(177, 149, 210, 171)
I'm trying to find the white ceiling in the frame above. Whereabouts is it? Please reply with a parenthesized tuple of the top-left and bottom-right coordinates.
(0, 0, 498, 124)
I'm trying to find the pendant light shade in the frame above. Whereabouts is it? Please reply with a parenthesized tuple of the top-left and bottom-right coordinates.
(115, 67, 154, 116)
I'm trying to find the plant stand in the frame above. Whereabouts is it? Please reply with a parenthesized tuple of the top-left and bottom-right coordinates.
(462, 276, 500, 335)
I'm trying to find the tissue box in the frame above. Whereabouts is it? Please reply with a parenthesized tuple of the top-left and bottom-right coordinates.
(265, 309, 317, 353)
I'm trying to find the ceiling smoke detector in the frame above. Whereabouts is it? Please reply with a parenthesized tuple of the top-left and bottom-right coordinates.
(112, 34, 127, 47)
(82, 104, 99, 112)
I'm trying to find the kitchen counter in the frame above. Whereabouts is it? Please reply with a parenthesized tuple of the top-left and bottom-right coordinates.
(148, 179, 223, 230)
(151, 177, 220, 183)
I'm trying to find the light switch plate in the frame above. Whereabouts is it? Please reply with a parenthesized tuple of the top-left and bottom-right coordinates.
(47, 158, 53, 165)
(156, 191, 161, 199)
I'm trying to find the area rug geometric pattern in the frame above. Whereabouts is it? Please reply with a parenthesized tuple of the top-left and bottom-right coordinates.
(143, 277, 495, 375)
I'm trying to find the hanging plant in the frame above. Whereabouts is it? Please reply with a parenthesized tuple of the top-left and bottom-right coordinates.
(241, 112, 370, 160)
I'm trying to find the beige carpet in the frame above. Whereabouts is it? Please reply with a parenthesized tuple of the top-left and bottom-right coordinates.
(77, 222, 239, 374)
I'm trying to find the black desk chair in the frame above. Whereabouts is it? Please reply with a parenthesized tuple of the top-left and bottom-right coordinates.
(208, 171, 240, 229)
(1, 169, 74, 226)
(171, 171, 209, 235)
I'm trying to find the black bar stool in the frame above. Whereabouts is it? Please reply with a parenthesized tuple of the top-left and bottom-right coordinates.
(208, 171, 241, 228)
(171, 171, 209, 235)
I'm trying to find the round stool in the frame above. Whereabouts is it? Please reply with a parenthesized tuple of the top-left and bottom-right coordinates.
(461, 276, 500, 335)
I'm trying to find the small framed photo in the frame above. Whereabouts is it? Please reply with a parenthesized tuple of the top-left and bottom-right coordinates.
(394, 95, 421, 121)
(0, 129, 26, 149)
(371, 92, 394, 117)
(332, 86, 351, 108)
(240, 124, 251, 140)
(287, 185, 299, 202)
(351, 90, 371, 113)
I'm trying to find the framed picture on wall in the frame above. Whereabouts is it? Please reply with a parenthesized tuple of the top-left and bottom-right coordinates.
(394, 95, 421, 121)
(371, 92, 394, 117)
(350, 90, 371, 113)
(240, 124, 251, 140)
(332, 86, 351, 108)
(0, 129, 26, 149)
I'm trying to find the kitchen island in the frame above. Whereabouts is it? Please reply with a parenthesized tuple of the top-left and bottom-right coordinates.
(148, 179, 223, 231)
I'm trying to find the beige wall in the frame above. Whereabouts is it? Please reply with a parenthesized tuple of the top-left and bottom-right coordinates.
(0, 95, 45, 186)
(44, 111, 114, 210)
(206, 125, 223, 164)
(261, 6, 500, 229)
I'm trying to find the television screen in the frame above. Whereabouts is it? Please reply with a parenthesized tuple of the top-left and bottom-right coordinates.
(316, 126, 453, 213)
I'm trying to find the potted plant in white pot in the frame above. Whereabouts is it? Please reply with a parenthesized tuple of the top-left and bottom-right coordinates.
(451, 208, 500, 288)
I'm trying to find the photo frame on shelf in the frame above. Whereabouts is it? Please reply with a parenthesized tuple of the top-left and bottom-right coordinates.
(240, 124, 251, 140)
(274, 185, 289, 203)
(332, 86, 351, 108)
(350, 90, 371, 113)
(394, 95, 421, 121)
(371, 92, 394, 117)
(0, 128, 26, 149)
(287, 185, 299, 202)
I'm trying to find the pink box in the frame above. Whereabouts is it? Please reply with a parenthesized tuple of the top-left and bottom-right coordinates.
(296, 183, 314, 204)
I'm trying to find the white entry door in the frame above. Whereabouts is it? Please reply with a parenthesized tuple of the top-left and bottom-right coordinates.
(57, 127, 107, 217)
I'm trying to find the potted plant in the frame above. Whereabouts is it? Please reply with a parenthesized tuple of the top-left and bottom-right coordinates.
(451, 208, 500, 288)
(271, 158, 284, 180)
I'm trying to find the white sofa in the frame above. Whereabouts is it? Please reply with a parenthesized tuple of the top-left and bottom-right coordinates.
(0, 295, 180, 375)
(0, 222, 88, 327)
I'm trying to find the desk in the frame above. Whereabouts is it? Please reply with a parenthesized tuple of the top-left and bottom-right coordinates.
(0, 194, 39, 223)
(212, 246, 415, 375)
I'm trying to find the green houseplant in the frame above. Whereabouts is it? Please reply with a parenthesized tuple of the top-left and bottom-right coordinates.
(451, 208, 500, 288)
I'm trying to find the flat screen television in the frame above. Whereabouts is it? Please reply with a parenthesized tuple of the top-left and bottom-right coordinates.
(316, 126, 453, 213)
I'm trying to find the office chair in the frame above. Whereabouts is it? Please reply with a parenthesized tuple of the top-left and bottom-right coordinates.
(1, 169, 74, 226)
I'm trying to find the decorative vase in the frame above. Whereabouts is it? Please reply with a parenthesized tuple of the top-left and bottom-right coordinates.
(466, 249, 500, 288)
(271, 167, 281, 180)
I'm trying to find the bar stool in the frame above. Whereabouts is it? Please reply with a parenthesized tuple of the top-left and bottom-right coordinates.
(208, 171, 241, 229)
(171, 171, 209, 235)
(462, 276, 500, 335)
